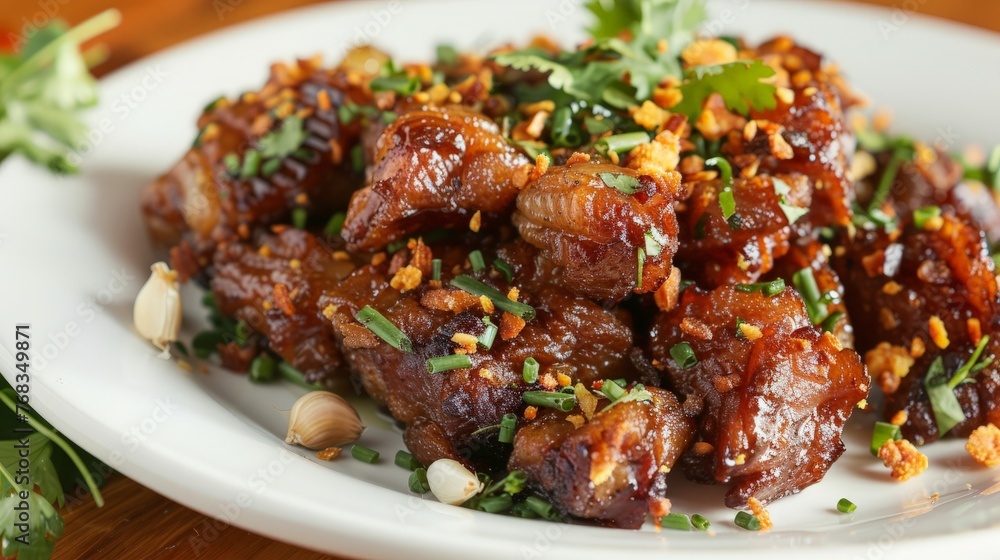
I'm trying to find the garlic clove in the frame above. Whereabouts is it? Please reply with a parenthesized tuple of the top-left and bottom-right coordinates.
(133, 262, 182, 351)
(285, 391, 365, 450)
(427, 458, 484, 506)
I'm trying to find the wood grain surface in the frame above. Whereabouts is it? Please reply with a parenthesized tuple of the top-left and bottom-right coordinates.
(1, 1, 995, 559)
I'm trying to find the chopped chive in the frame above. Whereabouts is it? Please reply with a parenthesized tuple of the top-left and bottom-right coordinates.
(479, 317, 498, 349)
(450, 275, 536, 321)
(324, 212, 347, 236)
(793, 267, 829, 325)
(261, 157, 282, 177)
(192, 331, 224, 359)
(240, 149, 261, 177)
(599, 172, 641, 195)
(662, 512, 691, 531)
(705, 156, 733, 186)
(493, 258, 514, 282)
(868, 144, 912, 214)
(409, 467, 430, 493)
(509, 501, 538, 518)
(477, 494, 514, 513)
(292, 207, 308, 229)
(426, 354, 472, 374)
(948, 335, 991, 389)
(837, 498, 857, 513)
(394, 450, 421, 471)
(691, 514, 711, 531)
(611, 378, 626, 388)
(735, 278, 786, 296)
(706, 157, 736, 223)
(355, 305, 413, 352)
(498, 413, 517, 444)
(351, 445, 380, 464)
(524, 496, 561, 521)
(469, 250, 486, 272)
(870, 421, 903, 456)
(522, 391, 576, 412)
(522, 358, 540, 383)
(913, 206, 941, 229)
(718, 189, 736, 221)
(734, 511, 760, 531)
(670, 342, 697, 369)
(636, 247, 645, 288)
(601, 379, 627, 401)
(223, 153, 240, 175)
(248, 354, 276, 383)
(820, 311, 844, 333)
(595, 131, 650, 157)
(276, 361, 324, 390)
(431, 259, 443, 281)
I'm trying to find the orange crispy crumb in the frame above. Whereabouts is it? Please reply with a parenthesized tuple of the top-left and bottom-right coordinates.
(371, 252, 387, 266)
(556, 373, 572, 387)
(289, 258, 301, 270)
(910, 337, 926, 358)
(692, 442, 714, 455)
(420, 289, 480, 313)
(565, 152, 591, 166)
(738, 322, 763, 341)
(258, 245, 272, 257)
(332, 250, 352, 261)
(575, 383, 597, 420)
(747, 497, 772, 531)
(316, 89, 331, 111)
(878, 438, 928, 481)
(469, 210, 482, 233)
(315, 447, 342, 461)
(929, 316, 950, 349)
(262, 301, 273, 311)
(882, 281, 903, 295)
(968, 318, 983, 344)
(524, 406, 538, 421)
(390, 265, 423, 292)
(451, 333, 479, 354)
(507, 287, 520, 301)
(499, 312, 526, 341)
(273, 283, 295, 316)
(680, 317, 713, 340)
(322, 304, 338, 320)
(480, 295, 495, 314)
(966, 424, 1000, 467)
(529, 154, 550, 182)
(891, 410, 908, 426)
(654, 267, 682, 312)
(539, 373, 558, 391)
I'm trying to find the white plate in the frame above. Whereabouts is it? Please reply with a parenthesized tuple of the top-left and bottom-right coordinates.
(2, 1, 1000, 558)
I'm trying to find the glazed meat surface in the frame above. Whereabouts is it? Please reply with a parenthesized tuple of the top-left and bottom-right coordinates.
(513, 160, 681, 302)
(508, 387, 694, 529)
(649, 285, 867, 507)
(340, 105, 532, 252)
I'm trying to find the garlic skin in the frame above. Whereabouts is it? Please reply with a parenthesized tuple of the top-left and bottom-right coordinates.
(426, 459, 484, 506)
(285, 391, 365, 450)
(133, 262, 182, 351)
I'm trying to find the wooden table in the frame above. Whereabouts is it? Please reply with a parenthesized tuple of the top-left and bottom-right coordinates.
(2, 0, 996, 558)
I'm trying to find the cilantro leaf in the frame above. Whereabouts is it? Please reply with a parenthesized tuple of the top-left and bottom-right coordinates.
(772, 177, 809, 224)
(257, 115, 306, 159)
(587, 0, 706, 57)
(599, 172, 641, 194)
(673, 61, 778, 120)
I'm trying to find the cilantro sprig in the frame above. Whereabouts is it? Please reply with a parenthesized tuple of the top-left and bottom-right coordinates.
(0, 10, 120, 173)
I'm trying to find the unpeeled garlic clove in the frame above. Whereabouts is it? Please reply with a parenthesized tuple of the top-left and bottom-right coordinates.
(285, 391, 365, 450)
(426, 458, 484, 506)
(133, 262, 182, 351)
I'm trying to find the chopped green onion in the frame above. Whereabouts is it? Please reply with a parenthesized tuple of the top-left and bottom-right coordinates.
(636, 247, 645, 288)
(192, 331, 224, 359)
(734, 511, 760, 531)
(261, 157, 282, 177)
(735, 317, 747, 339)
(292, 207, 308, 229)
(868, 144, 913, 214)
(948, 335, 991, 389)
(371, 74, 421, 95)
(661, 512, 691, 531)
(522, 358, 540, 384)
(394, 450, 421, 471)
(431, 259, 443, 281)
(705, 157, 736, 222)
(837, 498, 857, 513)
(925, 356, 967, 436)
(469, 250, 486, 272)
(479, 317, 498, 349)
(718, 189, 736, 221)
(913, 206, 941, 229)
(493, 258, 514, 282)
(550, 106, 582, 147)
(224, 153, 240, 175)
(599, 172, 641, 195)
(426, 354, 473, 374)
(584, 116, 615, 135)
(355, 305, 413, 352)
(601, 379, 627, 401)
(524, 496, 561, 521)
(735, 278, 786, 296)
(670, 342, 697, 369)
(324, 212, 347, 236)
(820, 311, 844, 333)
(276, 361, 324, 391)
(499, 413, 517, 444)
(350, 144, 365, 173)
(792, 267, 829, 325)
(381, 111, 398, 124)
(409, 468, 430, 493)
(595, 131, 649, 158)
(602, 384, 653, 411)
(691, 514, 711, 531)
(773, 177, 808, 224)
(509, 502, 538, 518)
(476, 494, 514, 513)
(249, 354, 276, 383)
(450, 275, 536, 321)
(351, 445, 380, 464)
(522, 391, 576, 412)
(870, 421, 903, 456)
(240, 149, 261, 178)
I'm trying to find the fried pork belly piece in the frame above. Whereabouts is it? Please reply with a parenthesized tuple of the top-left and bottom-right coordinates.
(767, 236, 854, 349)
(319, 240, 644, 470)
(340, 105, 532, 252)
(508, 387, 694, 528)
(142, 52, 381, 278)
(649, 286, 867, 507)
(675, 173, 810, 287)
(512, 161, 681, 302)
(210, 228, 359, 384)
(836, 214, 1000, 444)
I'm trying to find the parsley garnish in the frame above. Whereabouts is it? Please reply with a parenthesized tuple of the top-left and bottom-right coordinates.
(258, 115, 306, 159)
(599, 172, 641, 194)
(672, 61, 777, 121)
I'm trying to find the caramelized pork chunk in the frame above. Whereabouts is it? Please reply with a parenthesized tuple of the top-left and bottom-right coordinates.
(508, 387, 694, 529)
(649, 286, 867, 507)
(512, 161, 681, 302)
(340, 105, 532, 251)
